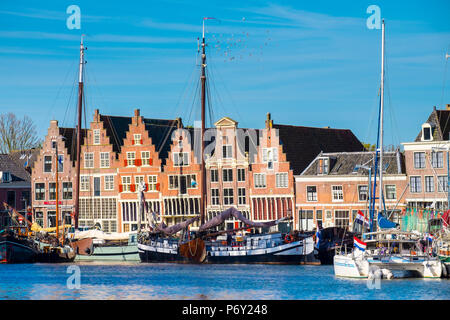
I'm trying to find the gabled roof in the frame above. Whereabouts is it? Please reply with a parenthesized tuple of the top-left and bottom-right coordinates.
(100, 115, 133, 154)
(58, 127, 88, 165)
(9, 148, 41, 174)
(144, 119, 179, 164)
(272, 124, 365, 175)
(0, 154, 31, 183)
(301, 151, 405, 176)
(414, 107, 450, 142)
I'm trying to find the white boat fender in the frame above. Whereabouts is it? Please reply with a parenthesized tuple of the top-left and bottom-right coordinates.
(381, 269, 394, 280)
(368, 269, 383, 280)
(441, 262, 448, 278)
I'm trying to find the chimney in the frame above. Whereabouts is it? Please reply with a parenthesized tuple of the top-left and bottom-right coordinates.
(133, 109, 141, 126)
(134, 109, 140, 117)
(446, 104, 450, 111)
(94, 108, 100, 122)
(176, 117, 182, 129)
(50, 120, 58, 127)
(265, 112, 273, 129)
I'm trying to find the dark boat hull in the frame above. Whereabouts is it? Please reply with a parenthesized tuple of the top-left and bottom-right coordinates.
(0, 238, 39, 263)
(138, 237, 315, 265)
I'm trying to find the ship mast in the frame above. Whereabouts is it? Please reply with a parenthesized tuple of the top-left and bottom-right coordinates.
(378, 20, 385, 219)
(200, 19, 208, 225)
(55, 141, 59, 242)
(73, 36, 85, 230)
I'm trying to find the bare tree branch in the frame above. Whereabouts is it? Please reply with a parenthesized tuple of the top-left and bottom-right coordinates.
(0, 113, 40, 153)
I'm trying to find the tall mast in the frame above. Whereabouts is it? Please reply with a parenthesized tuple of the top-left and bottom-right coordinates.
(378, 20, 385, 217)
(200, 19, 207, 225)
(55, 141, 59, 242)
(74, 36, 85, 229)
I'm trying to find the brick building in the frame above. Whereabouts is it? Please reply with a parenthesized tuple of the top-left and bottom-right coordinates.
(402, 105, 450, 210)
(295, 151, 407, 231)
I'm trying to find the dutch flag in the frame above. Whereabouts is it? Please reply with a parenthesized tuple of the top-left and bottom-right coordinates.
(355, 210, 370, 228)
(354, 236, 367, 252)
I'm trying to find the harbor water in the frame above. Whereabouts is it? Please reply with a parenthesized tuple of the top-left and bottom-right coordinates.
(0, 263, 449, 300)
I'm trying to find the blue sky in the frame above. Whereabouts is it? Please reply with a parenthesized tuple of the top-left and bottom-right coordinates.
(0, 0, 449, 148)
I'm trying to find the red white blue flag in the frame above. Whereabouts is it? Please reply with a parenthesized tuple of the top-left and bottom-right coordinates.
(355, 210, 370, 227)
(353, 236, 367, 251)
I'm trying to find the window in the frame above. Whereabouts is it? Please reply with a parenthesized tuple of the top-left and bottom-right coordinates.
(93, 129, 100, 145)
(422, 126, 431, 141)
(1, 171, 11, 183)
(254, 173, 266, 188)
(80, 176, 90, 191)
(223, 169, 233, 182)
(122, 176, 132, 192)
(222, 145, 232, 158)
(237, 168, 245, 182)
(307, 186, 317, 201)
(94, 177, 101, 197)
(35, 183, 45, 200)
(169, 176, 179, 189)
(135, 176, 145, 191)
(211, 189, 219, 205)
(141, 151, 151, 166)
(385, 185, 396, 200)
(238, 188, 246, 205)
(174, 152, 189, 166)
(332, 185, 343, 201)
(21, 191, 30, 207)
(100, 152, 110, 168)
(146, 175, 157, 191)
(299, 210, 314, 231)
(431, 151, 443, 168)
(316, 210, 323, 227)
(318, 158, 329, 175)
(44, 156, 52, 173)
(263, 148, 278, 169)
(187, 175, 197, 189)
(223, 188, 234, 205)
(126, 152, 136, 166)
(358, 185, 368, 201)
(438, 176, 448, 192)
(425, 176, 434, 193)
(133, 134, 142, 145)
(49, 183, 56, 200)
(84, 152, 94, 168)
(414, 152, 425, 169)
(410, 176, 422, 193)
(6, 191, 15, 207)
(105, 176, 114, 191)
(335, 210, 350, 229)
(57, 155, 64, 172)
(211, 169, 218, 182)
(62, 182, 72, 200)
(276, 173, 288, 188)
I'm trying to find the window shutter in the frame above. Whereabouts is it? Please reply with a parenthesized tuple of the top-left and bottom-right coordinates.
(130, 184, 136, 192)
(156, 183, 160, 191)
(119, 184, 123, 193)
(135, 159, 142, 167)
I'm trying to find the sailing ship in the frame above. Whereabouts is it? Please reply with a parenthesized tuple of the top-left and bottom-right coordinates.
(0, 203, 40, 263)
(333, 20, 443, 279)
(315, 226, 355, 265)
(137, 18, 315, 264)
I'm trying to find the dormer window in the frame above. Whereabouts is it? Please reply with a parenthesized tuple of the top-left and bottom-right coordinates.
(1, 171, 11, 183)
(317, 157, 329, 175)
(421, 123, 433, 141)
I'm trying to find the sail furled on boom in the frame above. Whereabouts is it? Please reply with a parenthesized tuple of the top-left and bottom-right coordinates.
(198, 207, 291, 232)
(155, 217, 199, 235)
(377, 212, 399, 229)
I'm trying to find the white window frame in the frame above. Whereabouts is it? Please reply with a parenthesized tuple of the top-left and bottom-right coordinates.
(100, 152, 110, 168)
(438, 176, 448, 192)
(358, 185, 368, 201)
(385, 184, 396, 200)
(148, 175, 157, 191)
(173, 152, 189, 166)
(211, 169, 218, 182)
(425, 176, 434, 193)
(413, 152, 426, 169)
(238, 188, 246, 205)
(222, 145, 232, 159)
(80, 176, 90, 191)
(254, 173, 266, 188)
(275, 172, 288, 188)
(122, 176, 132, 192)
(133, 134, 142, 145)
(237, 168, 245, 182)
(223, 169, 233, 182)
(332, 185, 344, 202)
(104, 175, 114, 191)
(93, 129, 100, 145)
(410, 176, 422, 193)
(223, 188, 234, 205)
(84, 152, 94, 168)
(306, 186, 317, 202)
(126, 152, 136, 167)
(211, 188, 220, 205)
(141, 151, 151, 166)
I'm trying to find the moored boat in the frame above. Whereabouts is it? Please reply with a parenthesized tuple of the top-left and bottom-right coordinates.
(0, 227, 39, 263)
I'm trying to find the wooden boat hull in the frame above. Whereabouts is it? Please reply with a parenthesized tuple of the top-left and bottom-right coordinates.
(70, 238, 94, 256)
(138, 236, 315, 265)
(36, 247, 76, 263)
(0, 238, 39, 264)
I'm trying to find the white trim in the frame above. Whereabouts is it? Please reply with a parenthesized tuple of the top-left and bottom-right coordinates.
(295, 175, 406, 182)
